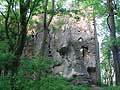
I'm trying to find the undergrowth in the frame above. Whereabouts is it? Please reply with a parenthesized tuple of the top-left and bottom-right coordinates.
(102, 86, 120, 90)
(0, 54, 91, 90)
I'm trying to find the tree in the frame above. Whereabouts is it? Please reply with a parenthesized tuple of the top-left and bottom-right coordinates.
(0, 0, 43, 73)
(41, 0, 55, 56)
(101, 36, 114, 85)
(107, 0, 120, 85)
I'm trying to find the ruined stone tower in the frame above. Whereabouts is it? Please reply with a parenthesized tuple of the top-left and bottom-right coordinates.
(49, 15, 100, 84)
(23, 10, 100, 85)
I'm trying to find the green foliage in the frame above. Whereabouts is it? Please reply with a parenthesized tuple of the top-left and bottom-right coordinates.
(116, 37, 120, 47)
(31, 75, 91, 90)
(0, 41, 9, 52)
(100, 36, 114, 85)
(0, 53, 15, 89)
(33, 75, 70, 90)
(11, 75, 91, 90)
(74, 0, 106, 16)
(0, 53, 15, 70)
(0, 56, 55, 90)
(102, 86, 120, 90)
(19, 57, 55, 77)
(0, 75, 11, 90)
(0, 56, 91, 90)
(101, 37, 111, 61)
(0, 53, 15, 62)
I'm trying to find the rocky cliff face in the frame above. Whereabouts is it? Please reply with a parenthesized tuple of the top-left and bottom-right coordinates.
(23, 14, 100, 85)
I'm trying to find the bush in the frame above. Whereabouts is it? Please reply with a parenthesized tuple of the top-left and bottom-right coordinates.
(0, 56, 91, 90)
(0, 75, 11, 90)
(15, 75, 91, 90)
(0, 52, 16, 74)
(102, 86, 120, 90)
(19, 57, 55, 78)
(0, 41, 8, 52)
(0, 53, 15, 65)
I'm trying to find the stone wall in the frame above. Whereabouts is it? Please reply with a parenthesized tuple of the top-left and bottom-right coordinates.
(23, 14, 100, 85)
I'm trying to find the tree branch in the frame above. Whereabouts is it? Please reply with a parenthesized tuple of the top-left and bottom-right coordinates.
(5, 0, 12, 39)
(0, 11, 6, 18)
(11, 0, 18, 21)
(44, 0, 49, 29)
(47, 0, 55, 28)
(27, 0, 40, 24)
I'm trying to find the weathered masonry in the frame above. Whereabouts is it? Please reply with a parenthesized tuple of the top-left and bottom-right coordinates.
(23, 10, 100, 85)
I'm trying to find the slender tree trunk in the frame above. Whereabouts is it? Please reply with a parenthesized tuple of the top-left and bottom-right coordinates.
(4, 0, 14, 52)
(5, 1, 11, 40)
(108, 49, 113, 85)
(107, 0, 120, 85)
(41, 0, 49, 57)
(14, 0, 30, 71)
(15, 0, 27, 57)
(41, 0, 55, 57)
(14, 0, 40, 58)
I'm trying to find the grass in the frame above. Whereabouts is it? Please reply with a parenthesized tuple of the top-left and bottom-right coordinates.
(102, 86, 120, 90)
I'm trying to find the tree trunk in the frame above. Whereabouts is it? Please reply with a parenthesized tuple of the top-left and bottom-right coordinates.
(41, 0, 49, 57)
(41, 0, 55, 57)
(107, 0, 120, 85)
(4, 0, 14, 52)
(14, 0, 30, 71)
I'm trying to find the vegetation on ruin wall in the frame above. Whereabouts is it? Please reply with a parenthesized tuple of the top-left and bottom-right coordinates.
(1, 0, 120, 89)
(0, 54, 91, 90)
